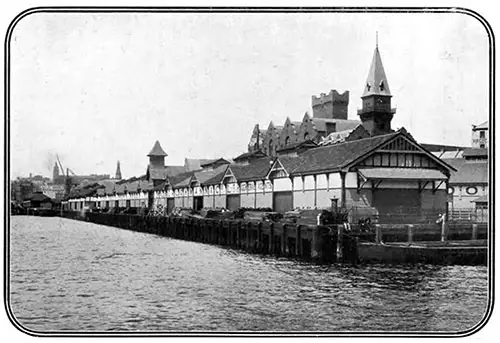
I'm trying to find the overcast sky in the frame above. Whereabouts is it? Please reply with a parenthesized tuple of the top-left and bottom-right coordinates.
(10, 11, 489, 179)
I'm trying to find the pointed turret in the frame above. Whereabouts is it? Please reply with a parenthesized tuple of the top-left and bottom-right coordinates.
(115, 161, 122, 180)
(358, 42, 396, 136)
(147, 140, 167, 157)
(147, 140, 167, 168)
(362, 47, 391, 98)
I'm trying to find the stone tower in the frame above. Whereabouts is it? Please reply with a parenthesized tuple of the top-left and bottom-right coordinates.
(358, 44, 396, 136)
(311, 90, 349, 120)
(115, 160, 122, 180)
(147, 140, 167, 167)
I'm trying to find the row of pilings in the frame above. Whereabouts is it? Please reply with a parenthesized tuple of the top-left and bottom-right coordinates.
(60, 211, 361, 264)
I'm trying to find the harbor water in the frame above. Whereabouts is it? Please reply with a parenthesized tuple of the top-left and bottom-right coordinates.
(9, 216, 489, 333)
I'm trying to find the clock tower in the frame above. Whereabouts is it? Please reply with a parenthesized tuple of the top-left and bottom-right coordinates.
(358, 44, 396, 136)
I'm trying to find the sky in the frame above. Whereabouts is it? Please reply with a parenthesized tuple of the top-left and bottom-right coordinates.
(9, 11, 490, 179)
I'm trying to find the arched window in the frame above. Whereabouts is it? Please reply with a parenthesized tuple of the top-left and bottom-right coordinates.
(285, 136, 290, 147)
(304, 132, 310, 141)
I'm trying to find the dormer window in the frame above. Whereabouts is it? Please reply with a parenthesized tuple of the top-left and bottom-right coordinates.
(379, 80, 385, 91)
(366, 82, 371, 91)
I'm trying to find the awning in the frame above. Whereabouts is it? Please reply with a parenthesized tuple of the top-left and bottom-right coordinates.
(358, 168, 447, 181)
(472, 195, 488, 203)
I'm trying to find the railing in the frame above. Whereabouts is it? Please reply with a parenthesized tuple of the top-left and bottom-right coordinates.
(448, 208, 488, 223)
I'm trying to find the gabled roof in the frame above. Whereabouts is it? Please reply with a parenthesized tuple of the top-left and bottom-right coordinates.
(442, 159, 488, 184)
(233, 150, 267, 161)
(287, 132, 397, 175)
(276, 139, 318, 153)
(275, 129, 456, 176)
(229, 157, 274, 182)
(200, 158, 230, 168)
(362, 46, 391, 97)
(148, 140, 167, 157)
(30, 192, 53, 202)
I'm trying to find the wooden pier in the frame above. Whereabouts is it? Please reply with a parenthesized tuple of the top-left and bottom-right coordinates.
(58, 212, 487, 265)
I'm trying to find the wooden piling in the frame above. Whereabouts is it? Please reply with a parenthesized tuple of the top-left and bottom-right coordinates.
(375, 224, 382, 244)
(336, 224, 343, 262)
(472, 223, 478, 240)
(407, 224, 414, 243)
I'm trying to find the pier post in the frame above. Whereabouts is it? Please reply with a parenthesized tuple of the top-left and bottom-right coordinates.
(336, 224, 343, 262)
(311, 226, 319, 260)
(472, 223, 478, 240)
(375, 224, 382, 244)
(281, 224, 287, 256)
(296, 226, 302, 257)
(246, 222, 251, 250)
(235, 221, 240, 248)
(268, 224, 274, 255)
(407, 224, 414, 243)
(440, 214, 447, 242)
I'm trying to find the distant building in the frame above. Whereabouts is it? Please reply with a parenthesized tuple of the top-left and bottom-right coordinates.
(472, 121, 488, 148)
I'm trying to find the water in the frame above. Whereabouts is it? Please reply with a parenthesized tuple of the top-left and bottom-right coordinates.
(9, 216, 489, 333)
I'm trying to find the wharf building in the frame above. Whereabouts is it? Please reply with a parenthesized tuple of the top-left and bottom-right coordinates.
(66, 45, 458, 222)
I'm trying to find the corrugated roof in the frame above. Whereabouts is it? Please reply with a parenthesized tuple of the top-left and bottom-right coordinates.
(473, 121, 488, 130)
(463, 148, 488, 157)
(472, 195, 488, 203)
(442, 159, 488, 184)
(312, 118, 360, 132)
(147, 140, 167, 157)
(359, 168, 447, 180)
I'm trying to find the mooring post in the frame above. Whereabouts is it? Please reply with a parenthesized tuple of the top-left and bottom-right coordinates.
(472, 223, 478, 240)
(269, 224, 274, 255)
(440, 214, 447, 242)
(407, 224, 414, 243)
(281, 224, 287, 256)
(375, 224, 382, 244)
(296, 225, 302, 257)
(246, 222, 251, 250)
(336, 224, 343, 262)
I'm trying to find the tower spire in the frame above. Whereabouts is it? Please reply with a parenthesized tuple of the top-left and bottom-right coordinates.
(358, 42, 396, 136)
(376, 31, 378, 48)
(362, 43, 391, 98)
(115, 160, 122, 180)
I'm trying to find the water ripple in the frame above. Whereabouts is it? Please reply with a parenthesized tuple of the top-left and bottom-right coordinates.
(9, 216, 489, 333)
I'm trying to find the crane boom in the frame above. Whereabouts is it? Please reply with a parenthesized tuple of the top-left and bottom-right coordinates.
(56, 154, 65, 176)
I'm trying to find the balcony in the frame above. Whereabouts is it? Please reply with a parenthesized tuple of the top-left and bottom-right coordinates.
(357, 105, 397, 115)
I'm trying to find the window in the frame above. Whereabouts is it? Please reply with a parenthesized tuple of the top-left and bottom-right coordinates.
(379, 80, 385, 91)
(466, 186, 478, 195)
(447, 187, 455, 195)
(304, 132, 309, 141)
(285, 136, 290, 146)
(480, 131, 485, 139)
(268, 140, 273, 156)
(480, 144, 485, 148)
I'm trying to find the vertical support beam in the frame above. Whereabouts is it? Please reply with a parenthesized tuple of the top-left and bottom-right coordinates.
(336, 224, 343, 262)
(313, 175, 317, 208)
(440, 214, 447, 242)
(268, 224, 274, 254)
(472, 223, 478, 240)
(281, 224, 287, 256)
(375, 224, 382, 244)
(407, 224, 414, 243)
(296, 225, 302, 257)
(340, 172, 347, 209)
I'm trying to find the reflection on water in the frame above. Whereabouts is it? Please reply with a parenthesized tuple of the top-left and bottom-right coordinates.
(9, 216, 489, 332)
